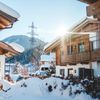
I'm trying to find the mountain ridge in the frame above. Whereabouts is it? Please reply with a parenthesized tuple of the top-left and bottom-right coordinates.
(3, 35, 45, 50)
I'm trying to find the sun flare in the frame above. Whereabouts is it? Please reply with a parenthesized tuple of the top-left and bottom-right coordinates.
(55, 25, 67, 37)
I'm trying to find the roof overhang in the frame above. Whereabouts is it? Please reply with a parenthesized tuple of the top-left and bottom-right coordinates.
(79, 0, 98, 4)
(0, 1, 20, 29)
(0, 41, 20, 57)
(44, 17, 100, 52)
(44, 36, 61, 52)
(69, 17, 100, 32)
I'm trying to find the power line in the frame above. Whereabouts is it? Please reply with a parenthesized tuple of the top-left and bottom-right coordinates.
(28, 22, 38, 49)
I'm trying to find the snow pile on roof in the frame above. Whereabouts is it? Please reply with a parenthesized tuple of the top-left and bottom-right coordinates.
(41, 53, 56, 62)
(41, 55, 51, 62)
(40, 63, 51, 68)
(8, 42, 24, 53)
(0, 1, 20, 19)
(0, 77, 98, 100)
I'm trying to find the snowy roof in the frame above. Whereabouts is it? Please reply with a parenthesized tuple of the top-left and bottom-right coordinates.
(44, 17, 99, 52)
(8, 42, 24, 53)
(41, 55, 51, 62)
(44, 36, 61, 51)
(68, 17, 99, 32)
(40, 63, 51, 68)
(0, 1, 20, 19)
(40, 54, 55, 62)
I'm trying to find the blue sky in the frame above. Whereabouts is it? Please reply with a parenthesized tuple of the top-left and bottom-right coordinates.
(0, 0, 87, 42)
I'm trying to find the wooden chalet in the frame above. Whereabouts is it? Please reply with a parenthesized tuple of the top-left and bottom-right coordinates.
(44, 18, 100, 65)
(44, 17, 100, 77)
(66, 17, 100, 65)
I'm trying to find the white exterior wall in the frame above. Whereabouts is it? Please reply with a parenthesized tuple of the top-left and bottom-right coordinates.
(92, 61, 100, 77)
(0, 55, 5, 78)
(56, 64, 90, 77)
(56, 66, 60, 76)
(56, 66, 68, 77)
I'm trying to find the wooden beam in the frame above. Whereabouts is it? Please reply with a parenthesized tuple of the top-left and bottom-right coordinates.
(0, 23, 5, 29)
(79, 0, 98, 4)
(0, 48, 8, 55)
(5, 51, 16, 58)
(5, 53, 11, 58)
(0, 16, 11, 26)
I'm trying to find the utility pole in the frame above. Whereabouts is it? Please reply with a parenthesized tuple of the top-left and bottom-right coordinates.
(28, 22, 38, 49)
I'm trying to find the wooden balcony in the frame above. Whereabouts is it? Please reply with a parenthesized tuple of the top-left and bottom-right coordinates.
(66, 51, 90, 64)
(66, 48, 100, 64)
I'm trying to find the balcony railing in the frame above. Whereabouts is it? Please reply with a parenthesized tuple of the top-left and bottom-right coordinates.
(66, 51, 90, 64)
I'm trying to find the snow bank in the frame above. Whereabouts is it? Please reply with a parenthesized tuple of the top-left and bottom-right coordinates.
(0, 79, 11, 90)
(0, 77, 99, 100)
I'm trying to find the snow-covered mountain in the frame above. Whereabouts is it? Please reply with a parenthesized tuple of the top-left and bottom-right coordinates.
(3, 35, 45, 50)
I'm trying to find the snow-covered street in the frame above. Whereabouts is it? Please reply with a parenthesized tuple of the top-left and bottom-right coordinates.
(0, 77, 99, 100)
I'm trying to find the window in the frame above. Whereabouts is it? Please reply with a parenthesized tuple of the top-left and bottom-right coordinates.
(92, 41, 100, 51)
(74, 70, 76, 73)
(60, 69, 65, 76)
(67, 45, 73, 55)
(78, 43, 85, 53)
(68, 68, 73, 76)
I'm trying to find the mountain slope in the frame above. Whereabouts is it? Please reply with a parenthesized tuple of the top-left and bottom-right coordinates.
(3, 35, 45, 50)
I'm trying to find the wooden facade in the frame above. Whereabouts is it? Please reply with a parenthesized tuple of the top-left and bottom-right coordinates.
(44, 18, 100, 66)
(65, 34, 90, 65)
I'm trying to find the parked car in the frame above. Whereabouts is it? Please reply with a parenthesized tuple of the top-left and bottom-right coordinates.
(32, 70, 51, 79)
(40, 63, 55, 74)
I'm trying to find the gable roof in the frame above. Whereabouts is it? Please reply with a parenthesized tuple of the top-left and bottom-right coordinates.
(44, 17, 98, 52)
(44, 36, 61, 51)
(69, 17, 100, 32)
